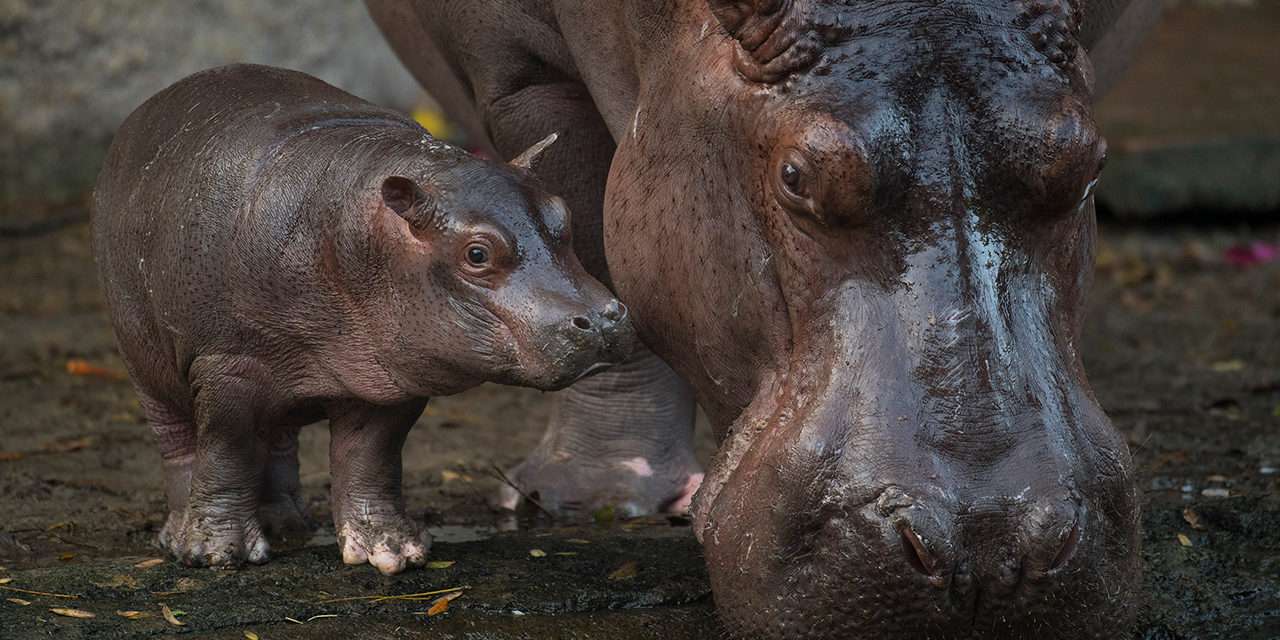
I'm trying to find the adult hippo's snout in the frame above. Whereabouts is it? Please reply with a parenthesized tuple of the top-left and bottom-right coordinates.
(691, 237, 1140, 638)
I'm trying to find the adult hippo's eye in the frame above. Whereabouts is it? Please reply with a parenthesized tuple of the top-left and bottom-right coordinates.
(465, 244, 490, 266)
(772, 149, 820, 218)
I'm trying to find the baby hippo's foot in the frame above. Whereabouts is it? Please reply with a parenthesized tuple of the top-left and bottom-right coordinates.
(159, 509, 269, 568)
(257, 493, 311, 540)
(335, 513, 430, 576)
(498, 450, 704, 519)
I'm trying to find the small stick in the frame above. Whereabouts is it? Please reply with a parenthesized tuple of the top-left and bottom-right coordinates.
(0, 585, 79, 599)
(488, 462, 555, 519)
(315, 585, 467, 605)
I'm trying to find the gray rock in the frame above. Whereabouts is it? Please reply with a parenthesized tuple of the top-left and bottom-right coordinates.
(0, 0, 421, 219)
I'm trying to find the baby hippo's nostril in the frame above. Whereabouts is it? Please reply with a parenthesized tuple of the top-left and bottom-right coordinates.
(602, 299, 627, 323)
(571, 316, 593, 331)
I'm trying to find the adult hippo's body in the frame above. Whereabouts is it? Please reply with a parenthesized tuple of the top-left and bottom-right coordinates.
(367, 1, 1162, 637)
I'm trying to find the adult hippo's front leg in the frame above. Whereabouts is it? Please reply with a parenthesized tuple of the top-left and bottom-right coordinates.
(366, 0, 704, 519)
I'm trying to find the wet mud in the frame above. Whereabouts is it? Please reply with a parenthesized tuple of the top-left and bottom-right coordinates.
(1, 221, 1278, 638)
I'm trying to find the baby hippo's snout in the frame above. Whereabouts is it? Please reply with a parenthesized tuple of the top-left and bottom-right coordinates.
(514, 285, 635, 389)
(569, 298, 629, 345)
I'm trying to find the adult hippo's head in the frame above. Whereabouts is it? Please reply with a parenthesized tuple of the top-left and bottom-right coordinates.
(604, 0, 1140, 637)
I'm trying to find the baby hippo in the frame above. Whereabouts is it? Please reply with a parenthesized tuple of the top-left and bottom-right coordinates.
(92, 64, 633, 574)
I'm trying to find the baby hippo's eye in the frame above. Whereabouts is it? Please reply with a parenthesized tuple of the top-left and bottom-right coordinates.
(780, 162, 804, 196)
(465, 244, 490, 266)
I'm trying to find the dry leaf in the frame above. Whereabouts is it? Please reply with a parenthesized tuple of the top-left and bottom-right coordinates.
(65, 359, 128, 381)
(565, 538, 591, 545)
(608, 560, 639, 581)
(426, 590, 463, 617)
(1210, 359, 1245, 373)
(50, 607, 96, 619)
(7, 598, 31, 606)
(244, 631, 261, 640)
(555, 552, 578, 557)
(0, 452, 23, 461)
(94, 574, 139, 589)
(161, 604, 186, 626)
(0, 578, 11, 585)
(44, 437, 96, 453)
(59, 552, 77, 562)
(528, 549, 546, 558)
(116, 610, 148, 619)
(133, 558, 164, 569)
(426, 560, 455, 569)
(1176, 533, 1192, 547)
(441, 470, 462, 482)
(1182, 507, 1207, 531)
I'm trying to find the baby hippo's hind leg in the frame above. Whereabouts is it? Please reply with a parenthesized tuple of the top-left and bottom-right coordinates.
(139, 393, 198, 553)
(163, 358, 272, 567)
(327, 399, 429, 576)
(257, 426, 312, 541)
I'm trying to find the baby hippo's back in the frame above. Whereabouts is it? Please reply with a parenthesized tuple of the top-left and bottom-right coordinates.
(92, 64, 437, 407)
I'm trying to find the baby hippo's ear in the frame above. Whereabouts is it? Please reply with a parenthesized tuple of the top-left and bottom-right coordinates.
(509, 132, 560, 172)
(381, 176, 428, 219)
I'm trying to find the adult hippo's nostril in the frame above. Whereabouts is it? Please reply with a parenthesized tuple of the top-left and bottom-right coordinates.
(898, 523, 944, 585)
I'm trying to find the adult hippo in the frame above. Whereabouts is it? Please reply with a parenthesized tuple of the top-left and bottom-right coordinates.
(367, 1, 1162, 636)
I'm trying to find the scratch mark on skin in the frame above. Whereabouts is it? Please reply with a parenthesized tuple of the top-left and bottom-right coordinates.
(632, 108, 642, 139)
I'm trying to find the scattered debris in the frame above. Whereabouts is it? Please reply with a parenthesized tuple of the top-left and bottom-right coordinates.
(593, 505, 617, 526)
(50, 607, 96, 619)
(0, 578, 10, 585)
(316, 586, 468, 605)
(1210, 359, 1245, 373)
(528, 549, 546, 558)
(161, 604, 186, 627)
(0, 584, 78, 599)
(1202, 488, 1231, 498)
(566, 538, 592, 545)
(133, 558, 165, 569)
(244, 632, 261, 640)
(6, 598, 30, 606)
(1183, 507, 1207, 531)
(608, 560, 639, 581)
(65, 359, 128, 381)
(1206, 474, 1228, 483)
(116, 610, 149, 619)
(424, 590, 463, 617)
(93, 574, 140, 589)
(555, 552, 579, 557)
(1176, 534, 1193, 547)
(0, 452, 22, 461)
(307, 614, 338, 622)
(58, 552, 76, 562)
(426, 560, 455, 569)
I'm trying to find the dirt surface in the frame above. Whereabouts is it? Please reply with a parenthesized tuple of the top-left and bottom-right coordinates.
(1, 220, 1278, 638)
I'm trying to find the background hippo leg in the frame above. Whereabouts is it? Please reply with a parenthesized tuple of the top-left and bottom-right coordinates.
(327, 399, 429, 576)
(257, 426, 311, 540)
(498, 350, 704, 518)
(163, 360, 270, 567)
(480, 82, 703, 519)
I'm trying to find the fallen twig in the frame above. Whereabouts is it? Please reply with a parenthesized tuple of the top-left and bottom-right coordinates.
(315, 585, 468, 605)
(0, 585, 79, 599)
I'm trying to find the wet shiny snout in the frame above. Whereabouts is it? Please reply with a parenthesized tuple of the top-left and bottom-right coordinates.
(570, 299, 628, 338)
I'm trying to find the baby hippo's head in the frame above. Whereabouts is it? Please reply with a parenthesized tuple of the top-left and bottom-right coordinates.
(371, 134, 634, 394)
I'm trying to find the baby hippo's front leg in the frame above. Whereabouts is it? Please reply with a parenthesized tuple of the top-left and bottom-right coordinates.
(327, 399, 430, 575)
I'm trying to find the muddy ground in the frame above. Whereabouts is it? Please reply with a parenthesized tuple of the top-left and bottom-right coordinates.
(0, 219, 1277, 639)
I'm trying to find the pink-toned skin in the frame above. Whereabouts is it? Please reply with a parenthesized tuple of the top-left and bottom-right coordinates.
(91, 64, 633, 575)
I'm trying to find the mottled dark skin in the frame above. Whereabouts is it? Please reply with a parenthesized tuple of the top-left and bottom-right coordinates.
(91, 64, 633, 575)
(368, 1, 1162, 636)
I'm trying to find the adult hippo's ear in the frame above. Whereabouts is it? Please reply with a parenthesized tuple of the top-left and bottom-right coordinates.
(708, 0, 821, 83)
(509, 132, 559, 172)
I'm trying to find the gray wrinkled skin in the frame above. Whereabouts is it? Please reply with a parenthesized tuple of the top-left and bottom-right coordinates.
(92, 64, 634, 575)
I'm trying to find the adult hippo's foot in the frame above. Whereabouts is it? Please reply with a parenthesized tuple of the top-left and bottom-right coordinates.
(497, 349, 704, 519)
